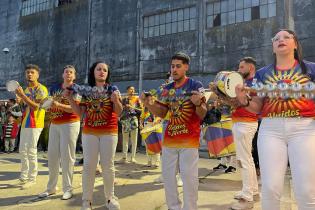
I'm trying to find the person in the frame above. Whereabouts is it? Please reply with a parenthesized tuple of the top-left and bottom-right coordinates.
(15, 64, 48, 188)
(141, 52, 207, 210)
(65, 61, 122, 210)
(230, 57, 259, 209)
(3, 113, 19, 153)
(120, 86, 141, 163)
(139, 107, 162, 167)
(235, 29, 315, 210)
(38, 65, 81, 200)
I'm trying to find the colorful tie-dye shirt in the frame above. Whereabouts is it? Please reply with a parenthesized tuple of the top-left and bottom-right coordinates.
(49, 83, 80, 125)
(232, 78, 258, 122)
(81, 85, 119, 136)
(255, 60, 315, 118)
(21, 83, 48, 128)
(156, 77, 204, 148)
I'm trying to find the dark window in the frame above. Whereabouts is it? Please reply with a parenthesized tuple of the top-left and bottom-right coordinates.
(58, 0, 72, 6)
(213, 14, 221, 27)
(251, 6, 260, 20)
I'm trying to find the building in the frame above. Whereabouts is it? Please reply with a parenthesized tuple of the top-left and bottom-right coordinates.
(0, 0, 315, 98)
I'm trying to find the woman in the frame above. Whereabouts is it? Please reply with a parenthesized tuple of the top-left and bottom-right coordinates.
(65, 61, 122, 210)
(235, 29, 315, 209)
(38, 65, 80, 200)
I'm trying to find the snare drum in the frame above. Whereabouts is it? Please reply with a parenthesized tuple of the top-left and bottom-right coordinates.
(203, 119, 235, 158)
(213, 71, 243, 98)
(141, 122, 163, 155)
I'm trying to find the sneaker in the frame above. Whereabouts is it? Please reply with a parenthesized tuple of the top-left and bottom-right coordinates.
(176, 175, 183, 187)
(234, 192, 260, 202)
(62, 191, 73, 200)
(17, 178, 28, 185)
(38, 190, 56, 198)
(225, 166, 236, 173)
(213, 163, 227, 171)
(154, 161, 160, 167)
(147, 160, 152, 167)
(81, 200, 92, 210)
(130, 158, 137, 163)
(21, 180, 36, 189)
(106, 197, 120, 210)
(153, 175, 163, 183)
(230, 198, 254, 209)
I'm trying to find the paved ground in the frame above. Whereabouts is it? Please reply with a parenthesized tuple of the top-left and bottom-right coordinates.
(0, 151, 297, 210)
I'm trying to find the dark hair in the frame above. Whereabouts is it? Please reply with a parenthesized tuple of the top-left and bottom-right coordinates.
(166, 72, 171, 79)
(126, 86, 134, 90)
(25, 64, 40, 72)
(272, 29, 307, 74)
(171, 52, 190, 64)
(88, 61, 111, 87)
(8, 98, 16, 104)
(240, 57, 256, 66)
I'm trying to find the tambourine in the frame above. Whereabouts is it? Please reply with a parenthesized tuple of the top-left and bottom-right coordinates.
(6, 80, 20, 92)
(212, 71, 315, 100)
(69, 84, 115, 97)
(213, 71, 244, 98)
(40, 97, 54, 110)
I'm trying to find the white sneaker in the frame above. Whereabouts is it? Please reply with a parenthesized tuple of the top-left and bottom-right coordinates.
(147, 160, 152, 167)
(21, 180, 36, 189)
(231, 199, 254, 209)
(62, 191, 73, 200)
(106, 197, 120, 210)
(176, 175, 183, 187)
(38, 190, 56, 198)
(234, 192, 260, 202)
(17, 178, 28, 185)
(153, 175, 163, 183)
(154, 161, 160, 167)
(130, 158, 137, 163)
(81, 200, 92, 210)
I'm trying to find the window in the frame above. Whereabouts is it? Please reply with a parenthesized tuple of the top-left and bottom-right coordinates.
(206, 0, 277, 28)
(21, 0, 51, 16)
(143, 6, 197, 39)
(58, 0, 72, 6)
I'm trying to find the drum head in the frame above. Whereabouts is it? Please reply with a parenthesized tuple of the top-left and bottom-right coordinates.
(41, 98, 53, 109)
(224, 72, 243, 98)
(6, 80, 19, 92)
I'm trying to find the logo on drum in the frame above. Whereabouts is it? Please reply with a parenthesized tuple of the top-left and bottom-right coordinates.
(227, 78, 230, 90)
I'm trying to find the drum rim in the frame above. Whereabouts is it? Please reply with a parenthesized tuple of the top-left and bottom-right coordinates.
(224, 72, 243, 98)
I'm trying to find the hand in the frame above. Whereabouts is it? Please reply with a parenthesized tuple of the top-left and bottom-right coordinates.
(111, 90, 121, 104)
(51, 100, 59, 109)
(190, 90, 203, 106)
(63, 89, 73, 99)
(15, 86, 25, 98)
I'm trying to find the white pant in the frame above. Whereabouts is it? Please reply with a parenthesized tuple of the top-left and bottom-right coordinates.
(233, 122, 258, 201)
(162, 147, 199, 210)
(122, 129, 138, 160)
(258, 118, 315, 210)
(47, 122, 80, 193)
(82, 134, 118, 202)
(19, 128, 43, 181)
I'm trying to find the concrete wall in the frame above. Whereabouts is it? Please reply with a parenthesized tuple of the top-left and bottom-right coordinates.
(1, 0, 315, 98)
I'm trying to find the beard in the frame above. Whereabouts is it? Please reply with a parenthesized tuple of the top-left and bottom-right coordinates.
(239, 71, 250, 79)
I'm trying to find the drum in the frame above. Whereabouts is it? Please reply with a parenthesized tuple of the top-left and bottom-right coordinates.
(6, 80, 20, 92)
(213, 71, 243, 98)
(203, 119, 235, 158)
(141, 123, 163, 155)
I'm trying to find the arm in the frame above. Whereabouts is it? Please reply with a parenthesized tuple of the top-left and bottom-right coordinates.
(235, 84, 264, 113)
(190, 91, 207, 120)
(111, 91, 123, 116)
(63, 89, 84, 116)
(140, 93, 168, 119)
(51, 100, 77, 113)
(15, 87, 41, 110)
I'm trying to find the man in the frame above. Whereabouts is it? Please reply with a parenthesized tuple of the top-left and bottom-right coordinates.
(141, 52, 207, 210)
(38, 65, 80, 200)
(15, 64, 48, 189)
(120, 86, 141, 163)
(231, 57, 259, 209)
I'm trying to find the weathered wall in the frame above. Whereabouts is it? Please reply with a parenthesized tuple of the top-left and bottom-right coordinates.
(1, 0, 315, 98)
